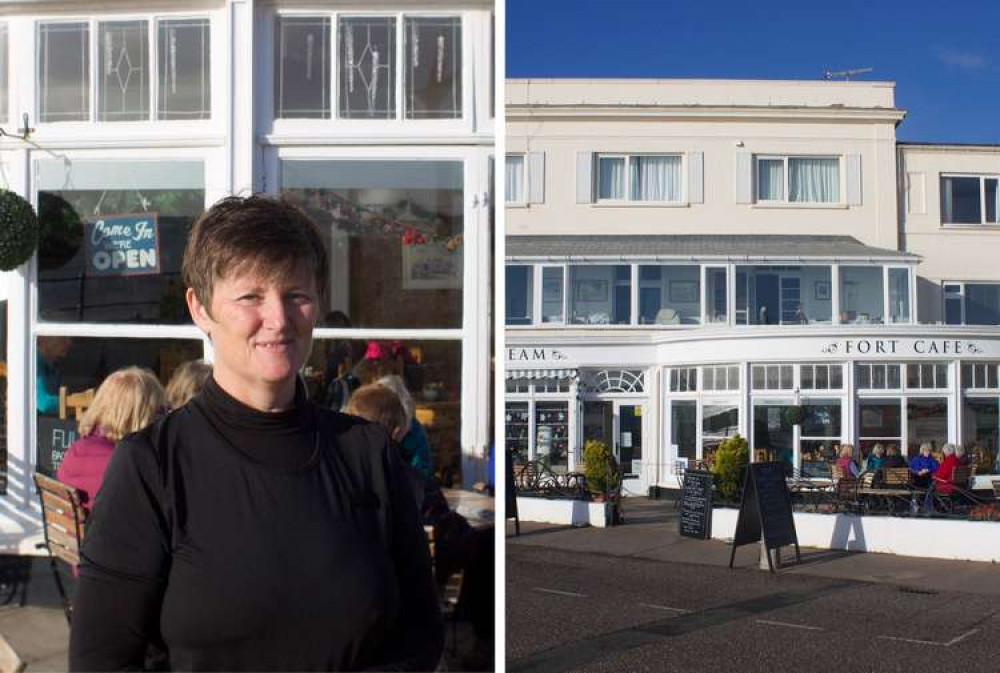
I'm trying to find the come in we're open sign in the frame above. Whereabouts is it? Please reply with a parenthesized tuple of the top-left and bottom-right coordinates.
(84, 213, 161, 277)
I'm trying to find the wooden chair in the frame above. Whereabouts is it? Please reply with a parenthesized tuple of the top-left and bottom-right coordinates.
(33, 474, 86, 623)
(423, 525, 464, 657)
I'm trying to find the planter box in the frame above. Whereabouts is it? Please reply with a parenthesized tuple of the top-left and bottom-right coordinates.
(711, 507, 1000, 563)
(516, 496, 614, 528)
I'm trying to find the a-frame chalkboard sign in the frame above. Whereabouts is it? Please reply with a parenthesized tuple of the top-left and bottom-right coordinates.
(728, 462, 800, 572)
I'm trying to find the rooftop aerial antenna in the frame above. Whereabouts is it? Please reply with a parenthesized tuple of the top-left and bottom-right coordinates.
(823, 67, 874, 81)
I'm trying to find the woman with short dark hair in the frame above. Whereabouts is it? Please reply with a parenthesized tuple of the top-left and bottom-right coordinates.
(70, 195, 443, 671)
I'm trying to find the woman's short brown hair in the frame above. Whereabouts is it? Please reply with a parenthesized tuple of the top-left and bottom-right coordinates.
(345, 384, 407, 436)
(79, 367, 167, 443)
(166, 360, 213, 409)
(182, 195, 329, 312)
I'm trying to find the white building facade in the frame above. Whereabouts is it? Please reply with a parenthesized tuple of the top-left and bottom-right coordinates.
(505, 79, 1000, 496)
(0, 0, 495, 552)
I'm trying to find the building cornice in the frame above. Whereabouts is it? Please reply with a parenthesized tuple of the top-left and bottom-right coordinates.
(507, 105, 906, 125)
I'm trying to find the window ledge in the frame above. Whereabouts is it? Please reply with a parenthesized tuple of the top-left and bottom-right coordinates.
(751, 202, 848, 210)
(506, 202, 529, 209)
(591, 201, 690, 209)
(939, 224, 1000, 231)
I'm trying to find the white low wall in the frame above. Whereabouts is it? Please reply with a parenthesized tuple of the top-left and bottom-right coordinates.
(516, 497, 613, 528)
(712, 508, 1000, 563)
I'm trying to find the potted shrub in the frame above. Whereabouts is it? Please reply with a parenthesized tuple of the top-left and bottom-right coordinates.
(582, 439, 618, 501)
(0, 190, 39, 271)
(781, 405, 806, 429)
(712, 434, 749, 503)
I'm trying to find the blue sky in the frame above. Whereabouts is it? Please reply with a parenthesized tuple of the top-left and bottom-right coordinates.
(505, 0, 999, 144)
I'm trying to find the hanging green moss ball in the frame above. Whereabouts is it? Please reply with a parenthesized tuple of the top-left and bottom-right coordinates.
(0, 190, 39, 271)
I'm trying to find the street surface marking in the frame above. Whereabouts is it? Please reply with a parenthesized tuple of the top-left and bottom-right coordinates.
(532, 587, 586, 598)
(878, 629, 978, 647)
(756, 619, 823, 631)
(637, 603, 689, 614)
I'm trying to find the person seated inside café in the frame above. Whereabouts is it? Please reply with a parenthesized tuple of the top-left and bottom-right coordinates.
(835, 444, 861, 478)
(882, 444, 906, 468)
(864, 443, 886, 471)
(909, 442, 939, 488)
(933, 443, 961, 496)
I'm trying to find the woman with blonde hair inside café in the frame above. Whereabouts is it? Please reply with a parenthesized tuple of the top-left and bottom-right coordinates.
(165, 359, 212, 409)
(56, 367, 166, 513)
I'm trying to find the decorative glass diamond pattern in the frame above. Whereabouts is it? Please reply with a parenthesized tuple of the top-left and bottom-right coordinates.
(339, 17, 395, 119)
(580, 370, 645, 394)
(98, 21, 148, 121)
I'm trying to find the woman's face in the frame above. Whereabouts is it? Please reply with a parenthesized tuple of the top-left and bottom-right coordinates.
(187, 265, 318, 405)
(921, 446, 931, 456)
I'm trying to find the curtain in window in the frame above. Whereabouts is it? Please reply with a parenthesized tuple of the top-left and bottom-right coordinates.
(505, 155, 524, 202)
(598, 157, 625, 199)
(757, 159, 784, 201)
(629, 155, 681, 201)
(789, 158, 839, 203)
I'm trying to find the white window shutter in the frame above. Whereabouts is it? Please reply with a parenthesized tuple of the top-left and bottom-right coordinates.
(734, 151, 752, 204)
(846, 154, 862, 206)
(576, 152, 594, 204)
(688, 151, 704, 204)
(527, 151, 545, 204)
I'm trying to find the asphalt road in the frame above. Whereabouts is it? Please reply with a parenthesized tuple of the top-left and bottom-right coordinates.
(507, 545, 1000, 673)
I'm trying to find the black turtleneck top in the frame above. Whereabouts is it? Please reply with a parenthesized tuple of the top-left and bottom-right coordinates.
(70, 377, 443, 671)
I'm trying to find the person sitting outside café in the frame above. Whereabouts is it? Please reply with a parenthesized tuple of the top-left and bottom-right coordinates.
(835, 444, 861, 478)
(864, 443, 886, 471)
(933, 443, 961, 497)
(909, 442, 939, 489)
(882, 443, 906, 468)
(955, 444, 971, 467)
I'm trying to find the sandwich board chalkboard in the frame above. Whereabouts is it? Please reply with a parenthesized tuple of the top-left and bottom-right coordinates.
(506, 448, 520, 536)
(728, 462, 800, 572)
(679, 470, 713, 539)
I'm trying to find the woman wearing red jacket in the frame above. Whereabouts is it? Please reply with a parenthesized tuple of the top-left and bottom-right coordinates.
(933, 443, 961, 497)
(56, 367, 166, 512)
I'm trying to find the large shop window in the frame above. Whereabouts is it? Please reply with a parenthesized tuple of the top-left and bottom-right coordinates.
(36, 336, 202, 477)
(941, 175, 999, 225)
(735, 266, 832, 325)
(757, 156, 840, 204)
(858, 400, 901, 460)
(962, 399, 998, 467)
(305, 338, 463, 482)
(36, 159, 205, 324)
(638, 265, 699, 325)
(282, 160, 463, 329)
(702, 403, 739, 466)
(671, 400, 697, 462)
(907, 398, 948, 455)
(534, 402, 569, 473)
(505, 402, 529, 463)
(800, 401, 842, 477)
(275, 15, 462, 120)
(569, 265, 630, 325)
(38, 19, 211, 123)
(752, 404, 793, 470)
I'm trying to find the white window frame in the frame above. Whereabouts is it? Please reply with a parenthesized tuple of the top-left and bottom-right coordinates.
(537, 263, 566, 326)
(942, 281, 1000, 326)
(266, 9, 483, 139)
(940, 173, 1000, 226)
(904, 362, 950, 391)
(504, 152, 526, 205)
(595, 152, 685, 205)
(961, 362, 1000, 391)
(34, 13, 216, 127)
(754, 154, 842, 205)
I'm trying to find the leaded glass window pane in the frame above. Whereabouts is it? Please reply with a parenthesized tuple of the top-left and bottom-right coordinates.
(158, 19, 211, 120)
(98, 21, 149, 121)
(339, 17, 395, 119)
(275, 16, 330, 119)
(38, 22, 90, 122)
(404, 17, 461, 119)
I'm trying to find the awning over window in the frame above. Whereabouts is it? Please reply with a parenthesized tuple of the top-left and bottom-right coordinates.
(505, 368, 578, 381)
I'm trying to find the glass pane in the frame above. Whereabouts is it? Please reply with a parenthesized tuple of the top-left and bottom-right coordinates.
(856, 364, 870, 389)
(839, 266, 884, 323)
(945, 296, 962, 325)
(789, 157, 839, 203)
(830, 365, 842, 389)
(766, 366, 779, 389)
(158, 19, 211, 120)
(801, 402, 841, 437)
(737, 265, 831, 325)
(800, 440, 836, 478)
(703, 368, 715, 391)
(505, 402, 529, 464)
(702, 404, 739, 467)
(535, 402, 568, 474)
(757, 158, 783, 201)
(598, 157, 625, 200)
(404, 17, 461, 119)
(706, 268, 727, 324)
(888, 267, 910, 323)
(36, 336, 203, 476)
(541, 267, 564, 323)
(275, 16, 330, 119)
(965, 284, 1000, 325)
(941, 176, 982, 224)
(873, 366, 886, 389)
(568, 265, 630, 325)
(36, 160, 205, 324)
(629, 155, 681, 202)
(619, 404, 642, 475)
(906, 398, 948, 457)
(505, 265, 532, 326)
(987, 178, 998, 223)
(671, 400, 697, 461)
(752, 365, 765, 390)
(780, 365, 793, 389)
(887, 364, 900, 388)
(962, 399, 998, 470)
(339, 17, 396, 119)
(304, 338, 463, 484)
(505, 155, 524, 203)
(907, 364, 920, 389)
(637, 265, 700, 325)
(0, 24, 8, 124)
(858, 401, 901, 440)
(38, 22, 90, 122)
(282, 160, 463, 329)
(752, 405, 793, 470)
(728, 366, 739, 390)
(801, 365, 815, 389)
(98, 21, 149, 121)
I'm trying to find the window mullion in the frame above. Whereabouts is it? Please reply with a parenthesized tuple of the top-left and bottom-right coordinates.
(330, 11, 338, 121)
(149, 19, 157, 121)
(90, 19, 98, 121)
(396, 12, 404, 120)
